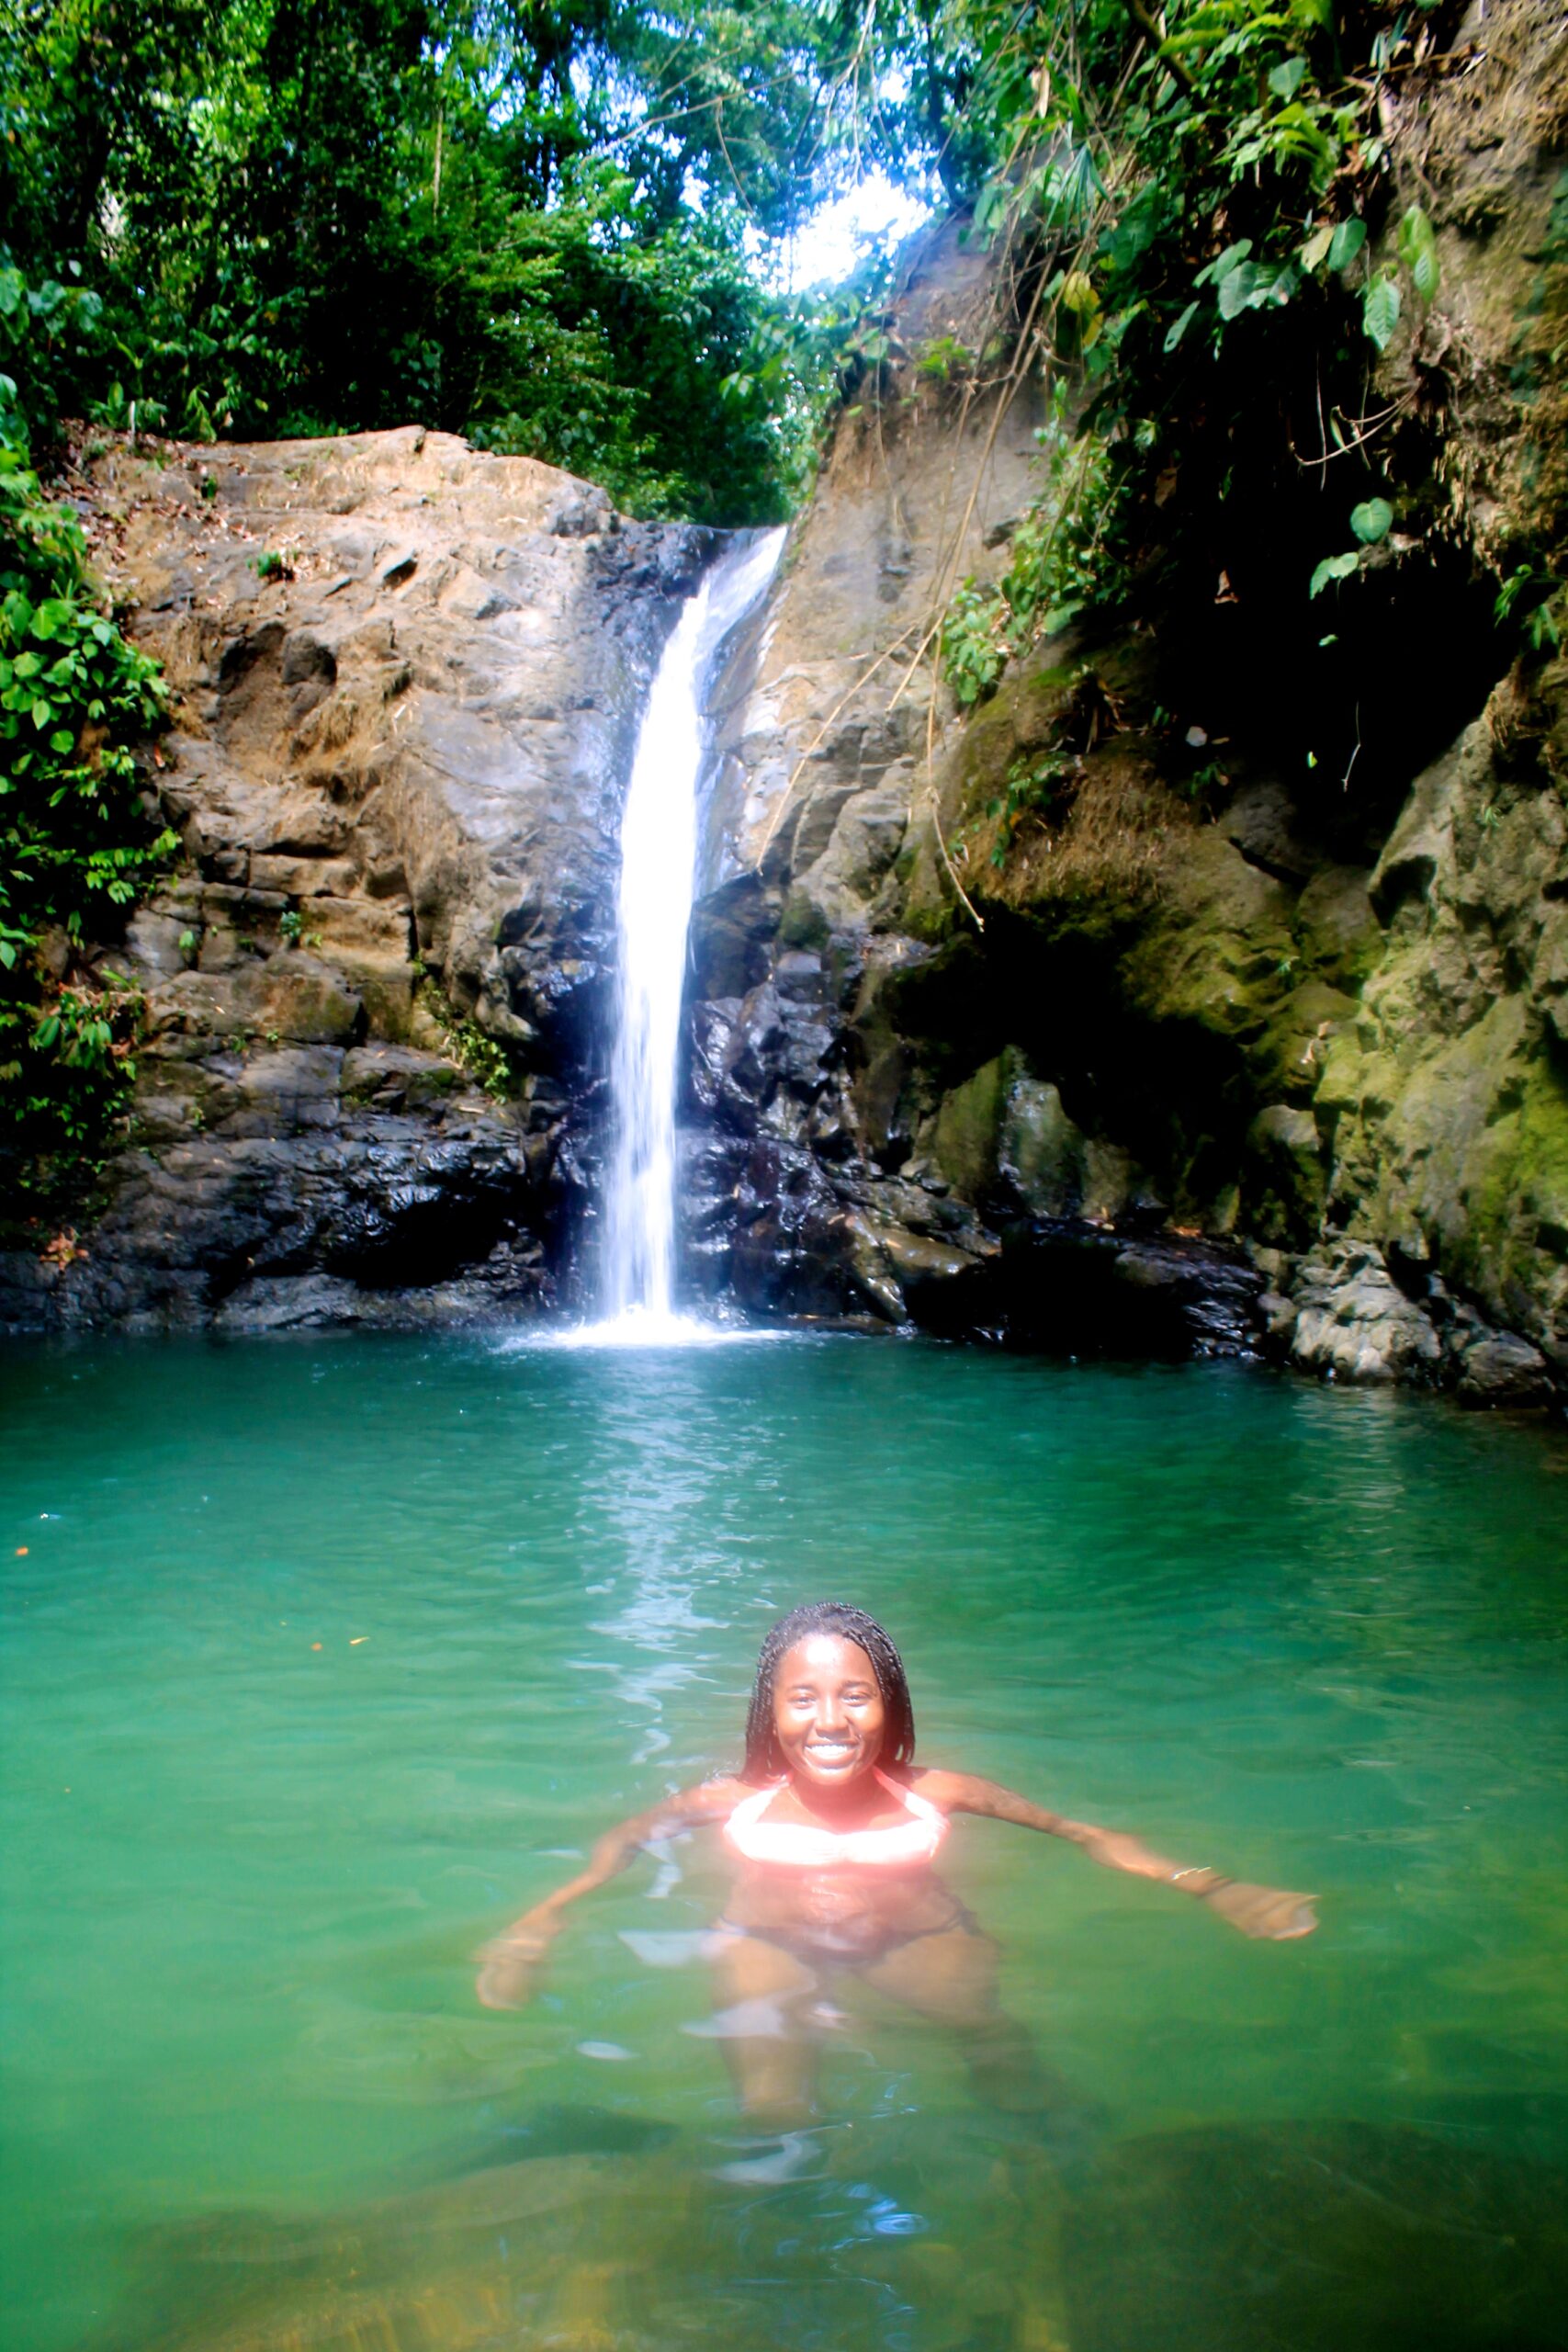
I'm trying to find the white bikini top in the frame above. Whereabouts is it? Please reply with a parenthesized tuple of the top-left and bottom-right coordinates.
(725, 1770, 949, 1868)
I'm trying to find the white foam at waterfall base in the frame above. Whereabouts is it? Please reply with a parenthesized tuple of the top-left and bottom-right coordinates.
(546, 1304, 779, 1352)
(572, 526, 786, 1350)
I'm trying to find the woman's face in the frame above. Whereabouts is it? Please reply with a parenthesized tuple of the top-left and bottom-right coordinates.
(772, 1634, 886, 1788)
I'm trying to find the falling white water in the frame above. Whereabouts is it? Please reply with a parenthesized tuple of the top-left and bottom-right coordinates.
(591, 526, 785, 1343)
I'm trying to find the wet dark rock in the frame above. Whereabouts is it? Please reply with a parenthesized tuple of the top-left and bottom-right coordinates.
(998, 1224, 1266, 1359)
(687, 873, 779, 1001)
(2, 1096, 554, 1335)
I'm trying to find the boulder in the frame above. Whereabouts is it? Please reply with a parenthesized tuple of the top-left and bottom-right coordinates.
(1453, 1329, 1553, 1408)
(1286, 1239, 1442, 1385)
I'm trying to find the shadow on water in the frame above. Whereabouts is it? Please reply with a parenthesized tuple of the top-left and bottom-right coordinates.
(93, 2106, 1568, 2352)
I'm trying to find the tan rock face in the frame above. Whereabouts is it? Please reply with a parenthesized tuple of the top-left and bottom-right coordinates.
(701, 217, 1043, 907)
(679, 226, 1268, 1351)
(2, 427, 706, 1332)
(122, 424, 706, 1059)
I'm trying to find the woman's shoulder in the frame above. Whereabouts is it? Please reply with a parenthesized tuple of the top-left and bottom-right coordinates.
(900, 1764, 972, 1811)
(903, 1765, 1032, 1815)
(675, 1775, 750, 1818)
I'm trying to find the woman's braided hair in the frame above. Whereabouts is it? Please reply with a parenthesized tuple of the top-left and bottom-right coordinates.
(740, 1601, 915, 1782)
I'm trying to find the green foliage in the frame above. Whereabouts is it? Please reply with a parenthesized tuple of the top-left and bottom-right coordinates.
(928, 0, 1469, 677)
(0, 0, 944, 524)
(1350, 498, 1393, 545)
(1494, 565, 1564, 653)
(451, 1019, 513, 1101)
(1309, 548, 1360, 597)
(1307, 496, 1393, 595)
(943, 578, 1009, 708)
(1397, 204, 1439, 304)
(0, 385, 172, 1192)
(418, 979, 514, 1101)
(1361, 271, 1402, 353)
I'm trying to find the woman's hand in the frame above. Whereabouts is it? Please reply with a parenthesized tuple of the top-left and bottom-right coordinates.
(1200, 1879, 1317, 1939)
(476, 1914, 559, 2009)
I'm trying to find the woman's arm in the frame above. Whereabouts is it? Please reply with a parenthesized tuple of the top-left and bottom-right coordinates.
(476, 1778, 743, 2009)
(919, 1770, 1316, 1940)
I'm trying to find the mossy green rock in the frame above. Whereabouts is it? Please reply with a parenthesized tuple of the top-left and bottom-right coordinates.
(1323, 719, 1568, 1360)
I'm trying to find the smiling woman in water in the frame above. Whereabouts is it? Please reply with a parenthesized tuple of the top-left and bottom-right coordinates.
(477, 1600, 1316, 2120)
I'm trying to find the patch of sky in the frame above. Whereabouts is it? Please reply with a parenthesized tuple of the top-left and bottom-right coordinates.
(754, 168, 931, 291)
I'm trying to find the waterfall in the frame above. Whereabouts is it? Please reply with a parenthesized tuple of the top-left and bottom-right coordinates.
(594, 526, 784, 1338)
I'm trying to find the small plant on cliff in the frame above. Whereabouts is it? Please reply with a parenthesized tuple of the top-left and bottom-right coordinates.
(0, 386, 172, 1200)
(413, 972, 515, 1104)
(1495, 564, 1564, 655)
(944, 394, 1129, 703)
(987, 751, 1078, 867)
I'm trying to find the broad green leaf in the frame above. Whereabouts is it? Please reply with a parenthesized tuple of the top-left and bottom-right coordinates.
(1217, 261, 1260, 319)
(1195, 238, 1253, 288)
(1397, 205, 1440, 301)
(1309, 550, 1361, 597)
(1164, 300, 1200, 352)
(1328, 218, 1367, 271)
(1362, 273, 1401, 351)
(1043, 600, 1086, 635)
(1350, 497, 1393, 544)
(1300, 223, 1335, 273)
(1269, 55, 1308, 97)
(975, 180, 1010, 236)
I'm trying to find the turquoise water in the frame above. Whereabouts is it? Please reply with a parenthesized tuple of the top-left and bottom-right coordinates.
(3, 1335, 1568, 2352)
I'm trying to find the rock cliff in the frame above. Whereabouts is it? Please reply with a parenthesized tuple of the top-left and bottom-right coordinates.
(682, 8, 1567, 1402)
(0, 426, 705, 1329)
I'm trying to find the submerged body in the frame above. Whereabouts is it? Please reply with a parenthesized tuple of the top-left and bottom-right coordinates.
(478, 1604, 1315, 2120)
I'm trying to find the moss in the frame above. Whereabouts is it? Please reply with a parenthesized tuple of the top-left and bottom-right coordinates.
(776, 888, 832, 952)
(1258, 979, 1361, 1102)
(931, 1054, 1010, 1197)
(1463, 1048, 1568, 1260)
(1295, 868, 1383, 989)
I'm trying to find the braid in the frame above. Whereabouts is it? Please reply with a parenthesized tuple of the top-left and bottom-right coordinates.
(740, 1602, 915, 1782)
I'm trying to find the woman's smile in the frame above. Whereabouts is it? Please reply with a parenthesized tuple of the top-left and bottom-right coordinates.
(773, 1634, 887, 1789)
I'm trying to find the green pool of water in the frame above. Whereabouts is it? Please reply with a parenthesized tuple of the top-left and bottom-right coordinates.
(4, 1335, 1568, 2352)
